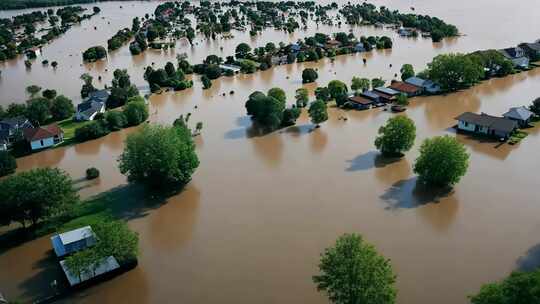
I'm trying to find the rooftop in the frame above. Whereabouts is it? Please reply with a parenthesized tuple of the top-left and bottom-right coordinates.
(60, 256, 120, 286)
(23, 123, 63, 141)
(348, 95, 374, 105)
(455, 112, 518, 133)
(374, 87, 400, 96)
(389, 81, 422, 94)
(503, 106, 534, 121)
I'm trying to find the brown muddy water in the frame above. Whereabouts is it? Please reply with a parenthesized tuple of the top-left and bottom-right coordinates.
(1, 1, 540, 304)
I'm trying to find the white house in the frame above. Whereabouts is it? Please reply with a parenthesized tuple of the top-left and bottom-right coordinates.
(23, 123, 64, 151)
(51, 226, 97, 257)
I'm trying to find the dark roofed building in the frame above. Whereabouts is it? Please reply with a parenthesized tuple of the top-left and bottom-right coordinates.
(455, 112, 518, 139)
(519, 42, 540, 60)
(503, 106, 534, 127)
(373, 87, 399, 102)
(348, 95, 375, 110)
(0, 117, 33, 148)
(498, 46, 530, 68)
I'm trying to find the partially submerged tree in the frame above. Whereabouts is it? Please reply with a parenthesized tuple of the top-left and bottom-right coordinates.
(414, 135, 469, 187)
(375, 116, 416, 157)
(308, 100, 328, 127)
(119, 124, 199, 187)
(313, 233, 397, 304)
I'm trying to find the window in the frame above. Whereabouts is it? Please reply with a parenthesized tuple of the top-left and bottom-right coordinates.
(40, 140, 44, 146)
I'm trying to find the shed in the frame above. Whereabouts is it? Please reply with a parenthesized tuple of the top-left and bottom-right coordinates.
(348, 95, 374, 110)
(60, 256, 120, 286)
(51, 226, 97, 257)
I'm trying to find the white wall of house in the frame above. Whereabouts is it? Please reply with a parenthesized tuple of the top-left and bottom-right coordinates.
(30, 137, 55, 150)
(0, 143, 6, 151)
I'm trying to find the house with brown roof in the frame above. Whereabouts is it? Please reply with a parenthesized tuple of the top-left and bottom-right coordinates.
(325, 39, 342, 49)
(389, 81, 423, 97)
(23, 123, 64, 150)
(347, 95, 375, 110)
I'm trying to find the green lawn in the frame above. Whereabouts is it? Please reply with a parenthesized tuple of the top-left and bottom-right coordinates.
(57, 118, 90, 140)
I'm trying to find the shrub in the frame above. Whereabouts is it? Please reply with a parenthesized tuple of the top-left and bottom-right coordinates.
(85, 167, 100, 180)
(75, 120, 110, 142)
(0, 151, 17, 177)
(105, 111, 127, 131)
(123, 97, 148, 126)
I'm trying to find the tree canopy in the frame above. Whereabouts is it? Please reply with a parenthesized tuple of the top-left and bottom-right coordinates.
(308, 100, 328, 127)
(426, 53, 483, 92)
(302, 68, 319, 83)
(0, 151, 17, 177)
(313, 233, 397, 304)
(470, 270, 540, 304)
(0, 168, 78, 227)
(375, 116, 416, 156)
(414, 135, 469, 187)
(119, 124, 199, 187)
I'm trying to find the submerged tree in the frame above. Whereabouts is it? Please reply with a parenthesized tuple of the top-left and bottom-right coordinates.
(308, 100, 328, 127)
(313, 233, 397, 304)
(119, 124, 199, 187)
(375, 116, 416, 157)
(414, 135, 469, 187)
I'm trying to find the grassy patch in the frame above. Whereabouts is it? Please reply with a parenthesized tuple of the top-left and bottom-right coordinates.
(57, 118, 90, 141)
(508, 131, 528, 145)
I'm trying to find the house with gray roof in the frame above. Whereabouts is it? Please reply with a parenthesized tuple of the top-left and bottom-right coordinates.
(498, 46, 530, 68)
(503, 106, 534, 127)
(519, 42, 540, 60)
(405, 77, 441, 94)
(455, 112, 518, 139)
(75, 90, 109, 121)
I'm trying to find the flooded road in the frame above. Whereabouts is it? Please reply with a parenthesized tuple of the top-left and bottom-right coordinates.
(1, 1, 540, 304)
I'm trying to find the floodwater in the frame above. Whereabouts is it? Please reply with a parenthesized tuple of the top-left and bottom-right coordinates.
(1, 1, 540, 304)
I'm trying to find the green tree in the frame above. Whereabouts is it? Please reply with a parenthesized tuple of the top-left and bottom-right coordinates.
(395, 94, 409, 106)
(42, 89, 57, 99)
(426, 53, 483, 92)
(302, 68, 318, 83)
(469, 270, 540, 304)
(268, 87, 286, 104)
(414, 135, 469, 187)
(26, 85, 42, 97)
(400, 64, 415, 81)
(80, 73, 97, 98)
(123, 96, 148, 126)
(328, 80, 348, 99)
(315, 87, 331, 102)
(351, 77, 370, 94)
(308, 100, 328, 127)
(93, 220, 139, 263)
(105, 111, 127, 131)
(75, 120, 110, 142)
(371, 78, 385, 89)
(529, 97, 540, 116)
(295, 88, 309, 108)
(375, 116, 416, 156)
(109, 69, 139, 108)
(265, 42, 276, 53)
(235, 43, 251, 58)
(50, 95, 74, 121)
(0, 151, 17, 177)
(119, 124, 199, 187)
(282, 107, 301, 126)
(0, 168, 78, 227)
(201, 75, 212, 89)
(313, 233, 397, 304)
(245, 91, 285, 130)
(26, 97, 51, 125)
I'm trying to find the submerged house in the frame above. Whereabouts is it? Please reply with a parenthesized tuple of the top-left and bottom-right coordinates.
(51, 226, 97, 257)
(23, 123, 64, 151)
(373, 87, 400, 102)
(405, 76, 441, 94)
(219, 64, 241, 74)
(347, 95, 375, 110)
(498, 47, 530, 68)
(519, 42, 540, 60)
(455, 112, 518, 139)
(503, 106, 534, 127)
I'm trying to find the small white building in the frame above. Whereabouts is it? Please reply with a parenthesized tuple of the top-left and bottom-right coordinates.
(60, 256, 120, 286)
(51, 226, 97, 257)
(23, 123, 64, 151)
(219, 64, 241, 74)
